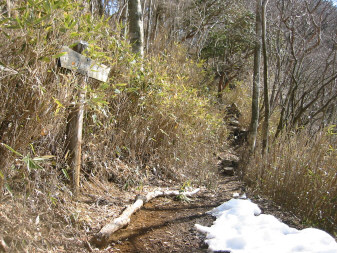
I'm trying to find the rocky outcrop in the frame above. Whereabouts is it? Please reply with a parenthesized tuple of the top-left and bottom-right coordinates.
(225, 103, 248, 147)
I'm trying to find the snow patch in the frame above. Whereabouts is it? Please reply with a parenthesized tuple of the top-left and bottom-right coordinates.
(195, 199, 337, 253)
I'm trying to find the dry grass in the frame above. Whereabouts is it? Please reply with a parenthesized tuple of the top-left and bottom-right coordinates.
(0, 1, 227, 251)
(0, 0, 227, 190)
(78, 41, 228, 188)
(245, 128, 337, 234)
(221, 80, 252, 128)
(0, 176, 139, 252)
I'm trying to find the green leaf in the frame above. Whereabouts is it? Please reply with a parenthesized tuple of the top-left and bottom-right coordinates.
(68, 20, 76, 29)
(49, 196, 57, 206)
(45, 25, 52, 32)
(0, 170, 4, 180)
(6, 25, 21, 29)
(30, 143, 36, 155)
(1, 143, 23, 157)
(62, 168, 70, 180)
(15, 16, 23, 28)
(0, 18, 9, 26)
(99, 82, 110, 90)
(53, 97, 65, 115)
(32, 155, 54, 161)
(2, 31, 10, 39)
(23, 156, 44, 171)
(5, 183, 13, 196)
(40, 56, 51, 63)
(33, 16, 48, 26)
(27, 0, 35, 6)
(70, 32, 80, 38)
(115, 83, 127, 87)
(53, 97, 64, 108)
(52, 52, 68, 59)
(91, 97, 109, 105)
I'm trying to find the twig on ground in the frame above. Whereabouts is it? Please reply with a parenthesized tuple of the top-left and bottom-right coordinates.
(0, 235, 9, 252)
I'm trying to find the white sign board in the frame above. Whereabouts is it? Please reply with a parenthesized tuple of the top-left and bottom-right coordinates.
(59, 46, 110, 82)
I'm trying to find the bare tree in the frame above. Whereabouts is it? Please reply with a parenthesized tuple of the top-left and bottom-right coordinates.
(261, 0, 269, 154)
(271, 0, 337, 137)
(128, 0, 144, 57)
(90, 0, 105, 16)
(249, 0, 262, 153)
(6, 0, 11, 17)
(144, 0, 153, 53)
(119, 0, 129, 38)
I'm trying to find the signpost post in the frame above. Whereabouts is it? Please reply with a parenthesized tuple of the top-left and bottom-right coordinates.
(59, 41, 110, 198)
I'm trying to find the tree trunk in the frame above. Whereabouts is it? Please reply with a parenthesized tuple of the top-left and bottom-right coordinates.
(90, 0, 104, 16)
(261, 0, 269, 155)
(217, 73, 225, 100)
(128, 0, 144, 57)
(145, 0, 153, 53)
(151, 6, 160, 43)
(248, 0, 262, 154)
(6, 0, 11, 18)
(97, 0, 104, 16)
(119, 0, 128, 39)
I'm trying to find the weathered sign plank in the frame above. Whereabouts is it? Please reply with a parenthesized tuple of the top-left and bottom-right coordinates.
(59, 46, 110, 82)
(60, 42, 110, 199)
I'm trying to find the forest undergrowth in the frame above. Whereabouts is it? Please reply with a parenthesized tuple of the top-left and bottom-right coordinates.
(0, 0, 227, 191)
(244, 128, 337, 235)
(0, 2, 227, 251)
(0, 0, 336, 251)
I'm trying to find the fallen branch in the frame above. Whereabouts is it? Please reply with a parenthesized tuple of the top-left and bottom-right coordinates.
(91, 188, 200, 247)
(0, 65, 18, 74)
(0, 65, 18, 80)
(0, 235, 9, 252)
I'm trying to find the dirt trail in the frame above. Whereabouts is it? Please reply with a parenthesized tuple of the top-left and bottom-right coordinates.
(92, 175, 308, 253)
(88, 108, 306, 253)
(99, 177, 244, 253)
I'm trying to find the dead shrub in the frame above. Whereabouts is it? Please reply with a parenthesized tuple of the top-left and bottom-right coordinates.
(0, 0, 228, 197)
(245, 128, 337, 233)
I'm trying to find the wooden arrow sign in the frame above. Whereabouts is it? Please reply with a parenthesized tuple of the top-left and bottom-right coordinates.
(59, 46, 110, 82)
(60, 42, 110, 199)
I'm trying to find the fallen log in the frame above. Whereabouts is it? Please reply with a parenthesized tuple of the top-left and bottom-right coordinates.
(91, 188, 200, 247)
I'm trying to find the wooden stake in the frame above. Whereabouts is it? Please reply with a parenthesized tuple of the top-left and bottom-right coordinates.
(65, 42, 88, 199)
(65, 78, 86, 199)
(60, 41, 110, 198)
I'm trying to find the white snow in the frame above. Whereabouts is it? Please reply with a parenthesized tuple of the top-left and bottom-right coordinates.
(232, 192, 246, 199)
(232, 192, 240, 198)
(195, 198, 337, 253)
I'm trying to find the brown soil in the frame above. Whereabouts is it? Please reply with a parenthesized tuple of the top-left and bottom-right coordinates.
(0, 172, 312, 253)
(88, 176, 306, 253)
(101, 177, 242, 253)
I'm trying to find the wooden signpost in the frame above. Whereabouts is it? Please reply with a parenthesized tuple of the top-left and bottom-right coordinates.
(59, 41, 110, 198)
(59, 45, 110, 82)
